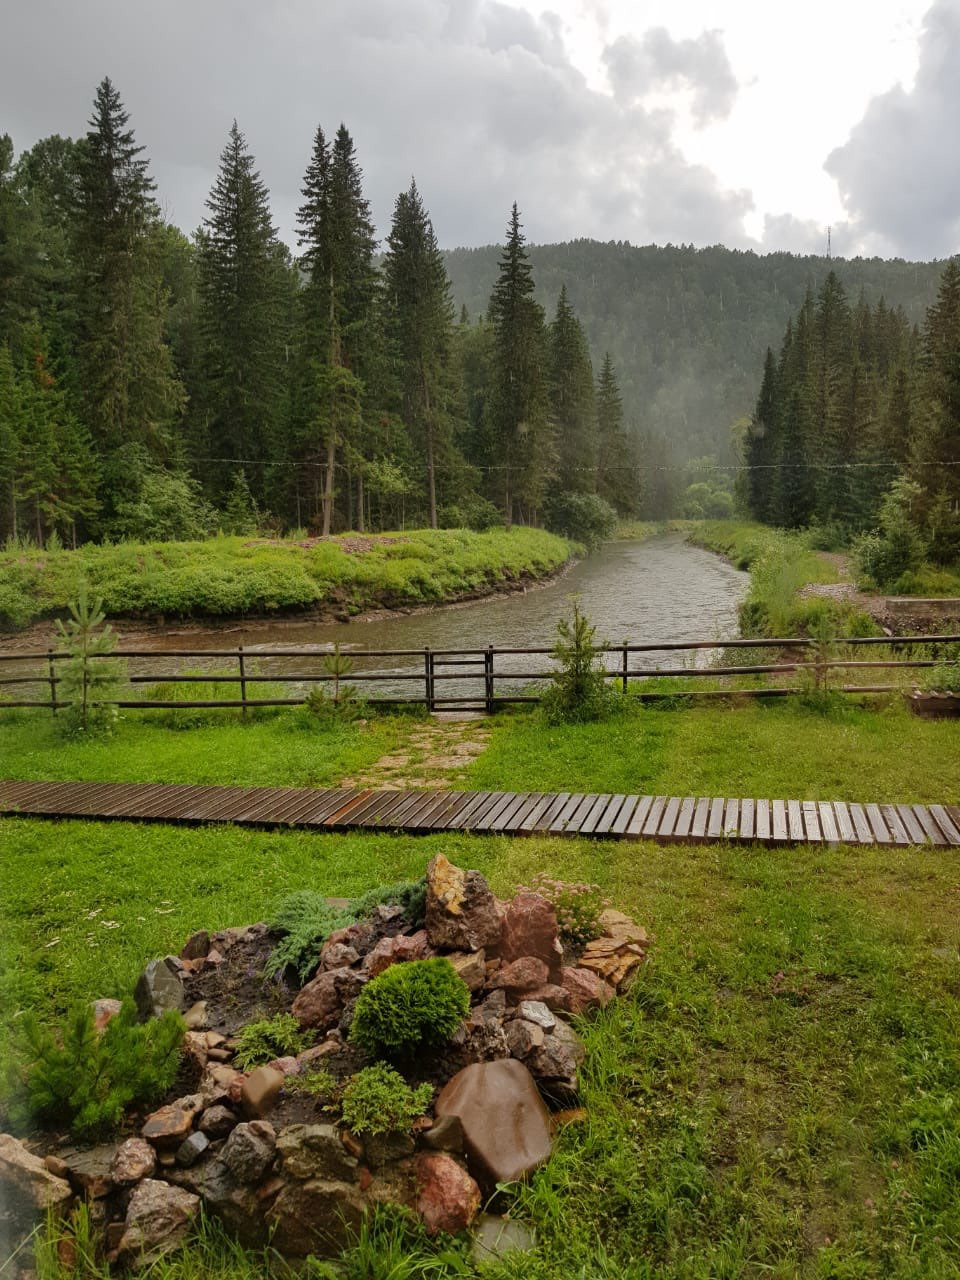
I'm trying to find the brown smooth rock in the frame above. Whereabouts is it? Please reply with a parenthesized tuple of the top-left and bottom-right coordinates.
(425, 855, 502, 951)
(416, 1153, 481, 1236)
(496, 894, 563, 981)
(183, 1001, 209, 1030)
(111, 1139, 157, 1186)
(488, 956, 548, 994)
(141, 1104, 194, 1149)
(265, 1056, 301, 1077)
(434, 1059, 553, 1189)
(561, 966, 616, 1014)
(240, 1067, 284, 1119)
(423, 1114, 465, 1154)
(267, 1177, 366, 1257)
(117, 1179, 199, 1268)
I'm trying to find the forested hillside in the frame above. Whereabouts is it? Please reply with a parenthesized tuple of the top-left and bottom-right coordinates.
(444, 242, 943, 467)
(743, 263, 960, 589)
(0, 76, 949, 552)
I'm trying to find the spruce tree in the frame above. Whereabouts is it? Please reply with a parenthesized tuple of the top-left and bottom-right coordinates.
(292, 124, 376, 533)
(594, 352, 639, 513)
(746, 347, 779, 522)
(70, 79, 183, 503)
(911, 258, 960, 517)
(486, 204, 551, 525)
(383, 180, 460, 528)
(195, 121, 292, 504)
(549, 286, 596, 494)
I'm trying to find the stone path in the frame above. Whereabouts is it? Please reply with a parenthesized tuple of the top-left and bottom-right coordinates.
(341, 714, 492, 790)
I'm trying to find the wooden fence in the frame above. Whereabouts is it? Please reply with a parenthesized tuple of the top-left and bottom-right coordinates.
(1, 633, 958, 714)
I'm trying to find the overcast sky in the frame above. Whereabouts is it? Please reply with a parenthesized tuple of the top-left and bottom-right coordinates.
(2, 0, 957, 259)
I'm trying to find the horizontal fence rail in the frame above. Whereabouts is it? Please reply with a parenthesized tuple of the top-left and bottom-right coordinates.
(0, 633, 957, 714)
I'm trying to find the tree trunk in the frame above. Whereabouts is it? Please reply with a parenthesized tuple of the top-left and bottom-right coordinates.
(322, 435, 336, 536)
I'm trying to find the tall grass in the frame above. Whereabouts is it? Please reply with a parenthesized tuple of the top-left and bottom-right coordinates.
(0, 528, 573, 630)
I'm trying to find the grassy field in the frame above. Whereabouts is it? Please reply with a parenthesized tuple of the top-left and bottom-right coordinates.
(0, 527, 573, 630)
(3, 703, 960, 1277)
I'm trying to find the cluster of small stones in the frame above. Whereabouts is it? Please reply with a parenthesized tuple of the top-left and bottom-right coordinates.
(0, 855, 649, 1273)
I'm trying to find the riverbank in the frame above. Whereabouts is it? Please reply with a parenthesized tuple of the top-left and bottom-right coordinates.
(4, 701, 960, 1277)
(0, 527, 574, 634)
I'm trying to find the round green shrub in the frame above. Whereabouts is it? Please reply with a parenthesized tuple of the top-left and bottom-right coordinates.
(340, 1063, 433, 1135)
(349, 958, 470, 1058)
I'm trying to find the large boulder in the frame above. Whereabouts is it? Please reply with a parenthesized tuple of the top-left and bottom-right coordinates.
(496, 895, 563, 981)
(416, 1153, 482, 1236)
(425, 855, 502, 951)
(116, 1179, 199, 1269)
(267, 1177, 367, 1257)
(0, 1134, 72, 1264)
(276, 1124, 359, 1182)
(434, 1059, 552, 1190)
(134, 958, 184, 1021)
(291, 967, 365, 1030)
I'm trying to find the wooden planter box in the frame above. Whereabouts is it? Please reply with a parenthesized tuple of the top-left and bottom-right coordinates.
(905, 690, 960, 719)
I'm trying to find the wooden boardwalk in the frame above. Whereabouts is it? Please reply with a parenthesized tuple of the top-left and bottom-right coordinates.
(1, 780, 959, 847)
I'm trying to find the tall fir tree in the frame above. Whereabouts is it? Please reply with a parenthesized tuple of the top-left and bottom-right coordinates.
(292, 124, 377, 533)
(746, 347, 779, 523)
(549, 286, 596, 494)
(486, 204, 551, 525)
(383, 179, 460, 528)
(594, 352, 639, 513)
(70, 78, 183, 511)
(911, 257, 960, 517)
(195, 121, 292, 504)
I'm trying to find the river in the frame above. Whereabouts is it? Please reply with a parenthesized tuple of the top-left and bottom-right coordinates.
(1, 536, 749, 704)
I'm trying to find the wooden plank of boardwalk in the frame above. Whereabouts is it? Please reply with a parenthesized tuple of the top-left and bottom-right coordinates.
(0, 780, 957, 849)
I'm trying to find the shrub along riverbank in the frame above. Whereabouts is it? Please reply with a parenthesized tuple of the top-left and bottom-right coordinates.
(0, 527, 574, 631)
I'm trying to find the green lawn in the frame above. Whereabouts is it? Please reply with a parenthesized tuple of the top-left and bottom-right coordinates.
(4, 821, 960, 1278)
(3, 702, 960, 1278)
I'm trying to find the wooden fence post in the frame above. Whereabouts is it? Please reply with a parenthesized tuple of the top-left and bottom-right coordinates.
(484, 646, 494, 714)
(424, 647, 435, 712)
(48, 650, 58, 716)
(621, 643, 629, 694)
(238, 645, 247, 717)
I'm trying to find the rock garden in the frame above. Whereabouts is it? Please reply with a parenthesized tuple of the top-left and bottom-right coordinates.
(1, 855, 649, 1271)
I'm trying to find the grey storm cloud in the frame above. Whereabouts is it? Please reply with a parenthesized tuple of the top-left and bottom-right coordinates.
(602, 27, 739, 124)
(826, 0, 960, 259)
(1, 0, 752, 250)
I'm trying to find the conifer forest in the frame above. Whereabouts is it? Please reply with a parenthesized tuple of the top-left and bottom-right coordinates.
(0, 77, 956, 555)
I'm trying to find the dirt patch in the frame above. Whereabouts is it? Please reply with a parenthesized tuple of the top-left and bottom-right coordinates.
(181, 934, 296, 1038)
(341, 716, 493, 790)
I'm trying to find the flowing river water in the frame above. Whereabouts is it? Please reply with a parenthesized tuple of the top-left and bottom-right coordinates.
(1, 536, 750, 705)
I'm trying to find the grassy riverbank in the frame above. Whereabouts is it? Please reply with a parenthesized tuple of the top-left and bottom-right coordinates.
(0, 527, 573, 631)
